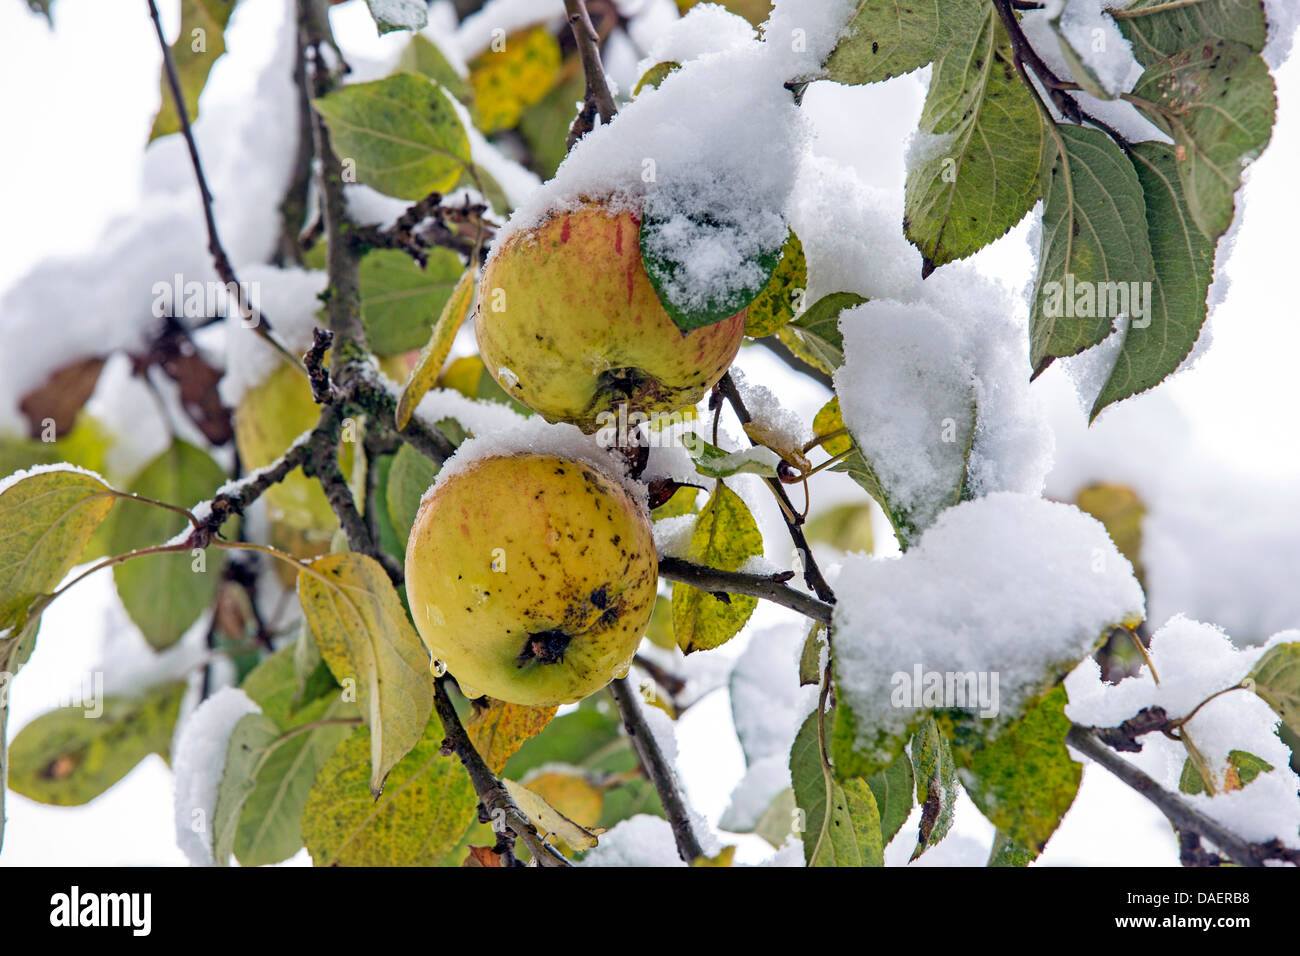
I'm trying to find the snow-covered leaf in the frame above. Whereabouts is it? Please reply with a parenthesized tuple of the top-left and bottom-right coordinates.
(313, 74, 472, 200)
(365, 0, 428, 36)
(297, 552, 433, 794)
(681, 432, 780, 479)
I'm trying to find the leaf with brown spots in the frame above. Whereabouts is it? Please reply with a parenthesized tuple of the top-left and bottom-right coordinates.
(466, 697, 557, 773)
(18, 356, 105, 439)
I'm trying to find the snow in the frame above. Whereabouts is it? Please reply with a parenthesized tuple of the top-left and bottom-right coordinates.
(719, 753, 790, 832)
(834, 493, 1144, 766)
(489, 1, 857, 322)
(636, 2, 756, 76)
(729, 367, 813, 451)
(217, 266, 329, 408)
(728, 623, 818, 764)
(579, 814, 685, 866)
(1264, 0, 1300, 68)
(171, 687, 262, 867)
(1066, 617, 1300, 848)
(367, 0, 428, 34)
(0, 0, 301, 436)
(652, 514, 696, 560)
(425, 413, 649, 513)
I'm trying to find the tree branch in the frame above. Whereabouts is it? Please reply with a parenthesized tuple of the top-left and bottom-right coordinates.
(608, 676, 705, 863)
(433, 679, 571, 867)
(564, 0, 618, 150)
(716, 372, 837, 605)
(1065, 724, 1294, 867)
(754, 336, 834, 391)
(145, 0, 302, 369)
(658, 556, 833, 625)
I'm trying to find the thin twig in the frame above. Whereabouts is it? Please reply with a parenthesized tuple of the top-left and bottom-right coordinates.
(608, 677, 705, 863)
(563, 0, 618, 150)
(145, 0, 303, 369)
(658, 556, 833, 625)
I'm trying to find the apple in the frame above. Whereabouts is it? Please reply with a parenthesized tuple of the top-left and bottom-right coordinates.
(404, 453, 657, 706)
(474, 199, 746, 433)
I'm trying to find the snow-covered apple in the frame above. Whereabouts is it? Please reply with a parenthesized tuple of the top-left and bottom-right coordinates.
(474, 198, 746, 432)
(404, 452, 657, 706)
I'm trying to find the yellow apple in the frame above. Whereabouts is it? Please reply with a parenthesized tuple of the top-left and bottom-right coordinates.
(474, 199, 746, 432)
(405, 453, 657, 706)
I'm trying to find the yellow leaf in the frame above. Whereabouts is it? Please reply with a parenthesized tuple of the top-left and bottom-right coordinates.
(469, 27, 562, 133)
(503, 777, 600, 851)
(396, 266, 476, 430)
(466, 697, 557, 773)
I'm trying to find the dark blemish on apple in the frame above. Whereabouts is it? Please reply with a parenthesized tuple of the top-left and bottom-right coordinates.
(590, 585, 608, 609)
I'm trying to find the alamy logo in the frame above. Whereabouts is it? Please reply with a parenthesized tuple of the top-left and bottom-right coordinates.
(1040, 273, 1152, 329)
(891, 665, 1000, 718)
(49, 886, 151, 936)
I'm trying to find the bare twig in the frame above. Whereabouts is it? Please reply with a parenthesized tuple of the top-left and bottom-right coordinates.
(658, 556, 833, 625)
(145, 0, 302, 369)
(433, 679, 571, 867)
(608, 677, 705, 863)
(563, 0, 618, 150)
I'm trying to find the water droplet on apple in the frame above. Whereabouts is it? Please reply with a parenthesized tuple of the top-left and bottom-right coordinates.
(430, 659, 447, 677)
(615, 664, 631, 680)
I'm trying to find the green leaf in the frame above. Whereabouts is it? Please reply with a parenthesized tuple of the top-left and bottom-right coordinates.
(108, 441, 227, 649)
(212, 711, 281, 867)
(1090, 143, 1215, 417)
(360, 247, 466, 356)
(866, 748, 915, 845)
(783, 292, 866, 374)
(234, 649, 355, 866)
(1114, 0, 1267, 69)
(640, 211, 782, 333)
(744, 231, 806, 337)
(365, 0, 426, 35)
(396, 34, 469, 101)
(384, 442, 439, 544)
(150, 0, 238, 141)
(910, 715, 957, 860)
(987, 830, 1035, 866)
(904, 7, 1044, 274)
(518, 68, 587, 179)
(0, 466, 116, 638)
(824, 0, 986, 84)
(1029, 124, 1156, 371)
(671, 482, 763, 653)
(790, 711, 884, 866)
(803, 502, 874, 554)
(799, 622, 826, 687)
(0, 414, 110, 488)
(1248, 642, 1300, 739)
(297, 552, 433, 795)
(313, 73, 472, 200)
(302, 716, 478, 865)
(948, 686, 1080, 855)
(7, 681, 185, 806)
(680, 432, 780, 479)
(1130, 41, 1276, 241)
(634, 60, 681, 95)
(1180, 749, 1273, 795)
